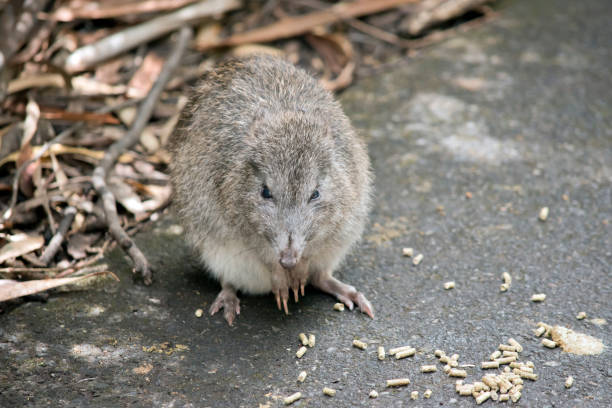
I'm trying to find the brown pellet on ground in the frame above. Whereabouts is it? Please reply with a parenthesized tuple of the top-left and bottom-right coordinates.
(296, 346, 307, 358)
(511, 391, 522, 402)
(444, 281, 455, 290)
(395, 348, 416, 359)
(434, 349, 445, 358)
(352, 339, 367, 350)
(284, 392, 302, 405)
(323, 387, 336, 397)
(495, 356, 517, 365)
(576, 312, 587, 320)
(499, 344, 517, 352)
(481, 361, 500, 369)
(534, 326, 547, 337)
(333, 303, 345, 311)
(475, 391, 491, 404)
(542, 338, 557, 348)
(507, 338, 523, 352)
(499, 394, 510, 402)
(424, 389, 432, 399)
(369, 390, 378, 398)
(531, 293, 547, 302)
(308, 334, 315, 348)
(402, 247, 414, 257)
(297, 371, 307, 382)
(378, 346, 385, 360)
(195, 308, 204, 317)
(299, 333, 308, 346)
(386, 378, 411, 387)
(421, 365, 437, 373)
(410, 391, 419, 400)
(449, 368, 467, 378)
(539, 206, 549, 221)
(389, 345, 412, 355)
(565, 376, 574, 388)
(413, 253, 424, 265)
(490, 350, 502, 360)
(458, 385, 474, 396)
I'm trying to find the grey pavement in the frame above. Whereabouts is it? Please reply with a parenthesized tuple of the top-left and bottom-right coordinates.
(1, 0, 611, 406)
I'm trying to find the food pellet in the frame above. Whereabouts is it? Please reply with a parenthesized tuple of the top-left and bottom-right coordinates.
(352, 339, 367, 350)
(511, 391, 522, 402)
(481, 361, 499, 369)
(539, 206, 549, 221)
(576, 312, 587, 320)
(402, 247, 414, 257)
(413, 253, 423, 265)
(450, 353, 460, 361)
(386, 378, 411, 387)
(448, 359, 459, 367)
(449, 368, 467, 378)
(444, 281, 455, 290)
(534, 326, 546, 337)
(424, 389, 432, 399)
(308, 334, 315, 348)
(514, 369, 538, 381)
(565, 376, 574, 388)
(500, 283, 510, 292)
(395, 348, 416, 359)
(531, 293, 546, 302)
(284, 392, 302, 405)
(410, 391, 419, 400)
(458, 385, 474, 395)
(333, 303, 344, 311)
(389, 345, 412, 355)
(299, 333, 308, 346)
(455, 380, 464, 391)
(499, 394, 510, 402)
(490, 391, 499, 401)
(323, 387, 336, 397)
(490, 350, 502, 360)
(443, 364, 451, 374)
(475, 391, 491, 405)
(439, 355, 451, 363)
(495, 356, 517, 364)
(296, 346, 307, 358)
(541, 338, 557, 348)
(525, 361, 535, 368)
(421, 365, 437, 373)
(297, 371, 307, 382)
(434, 349, 445, 357)
(377, 346, 385, 360)
(499, 344, 516, 352)
(507, 338, 523, 352)
(369, 390, 378, 398)
(195, 308, 203, 317)
(482, 376, 498, 390)
(503, 350, 519, 358)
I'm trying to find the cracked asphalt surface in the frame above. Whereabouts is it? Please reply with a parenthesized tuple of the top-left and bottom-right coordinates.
(1, 0, 610, 406)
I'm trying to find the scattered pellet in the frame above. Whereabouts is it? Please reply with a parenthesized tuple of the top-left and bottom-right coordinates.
(500, 283, 510, 292)
(539, 207, 549, 221)
(475, 391, 491, 405)
(511, 391, 522, 402)
(541, 338, 557, 348)
(576, 312, 587, 320)
(482, 376, 498, 390)
(507, 338, 523, 352)
(490, 391, 499, 401)
(284, 392, 302, 405)
(490, 350, 502, 360)
(369, 390, 378, 398)
(473, 382, 485, 392)
(458, 385, 474, 396)
(465, 191, 473, 199)
(308, 334, 315, 348)
(499, 378, 513, 393)
(455, 380, 464, 391)
(378, 346, 385, 360)
(449, 368, 467, 378)
(402, 247, 414, 257)
(434, 349, 445, 358)
(481, 361, 499, 369)
(439, 355, 451, 363)
(323, 387, 336, 397)
(424, 389, 432, 399)
(509, 362, 523, 369)
(503, 366, 512, 373)
(534, 326, 546, 337)
(502, 272, 512, 286)
(352, 339, 367, 350)
(503, 350, 519, 358)
(499, 394, 510, 402)
(389, 345, 412, 355)
(296, 346, 307, 358)
(395, 347, 416, 359)
(411, 391, 419, 400)
(297, 371, 307, 383)
(499, 344, 517, 352)
(495, 356, 517, 365)
(413, 253, 424, 265)
(531, 293, 546, 302)
(195, 308, 204, 318)
(565, 376, 574, 389)
(386, 378, 410, 387)
(444, 281, 455, 290)
(449, 359, 459, 368)
(421, 365, 437, 373)
(299, 333, 308, 346)
(443, 364, 452, 374)
(512, 378, 524, 385)
(450, 353, 460, 361)
(510, 384, 524, 394)
(333, 303, 345, 311)
(514, 369, 538, 381)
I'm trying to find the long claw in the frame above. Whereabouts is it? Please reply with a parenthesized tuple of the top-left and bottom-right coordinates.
(275, 292, 281, 311)
(283, 297, 289, 315)
(300, 284, 305, 297)
(293, 287, 299, 303)
(209, 286, 241, 325)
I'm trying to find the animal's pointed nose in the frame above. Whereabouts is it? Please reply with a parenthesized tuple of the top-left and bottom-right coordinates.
(280, 249, 298, 270)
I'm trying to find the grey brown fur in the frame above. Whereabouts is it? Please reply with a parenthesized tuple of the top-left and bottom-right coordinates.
(168, 56, 373, 325)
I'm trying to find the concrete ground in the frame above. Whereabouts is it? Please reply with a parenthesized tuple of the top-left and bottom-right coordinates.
(1, 0, 610, 406)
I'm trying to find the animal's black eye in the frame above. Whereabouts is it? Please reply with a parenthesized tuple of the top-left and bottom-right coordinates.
(309, 189, 320, 202)
(261, 185, 273, 199)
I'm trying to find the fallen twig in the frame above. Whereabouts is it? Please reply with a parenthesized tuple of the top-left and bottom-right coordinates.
(64, 0, 239, 72)
(400, 0, 492, 35)
(40, 206, 76, 265)
(196, 0, 419, 49)
(92, 26, 193, 285)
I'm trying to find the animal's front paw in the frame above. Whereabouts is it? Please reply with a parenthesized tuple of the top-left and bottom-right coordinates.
(288, 259, 310, 303)
(271, 266, 290, 314)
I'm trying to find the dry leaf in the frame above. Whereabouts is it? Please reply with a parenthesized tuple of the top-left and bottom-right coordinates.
(0, 235, 45, 264)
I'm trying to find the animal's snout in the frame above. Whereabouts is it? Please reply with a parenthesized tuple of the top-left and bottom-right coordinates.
(279, 248, 299, 270)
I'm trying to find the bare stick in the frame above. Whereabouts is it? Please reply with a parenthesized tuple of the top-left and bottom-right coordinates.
(40, 206, 77, 265)
(64, 0, 239, 72)
(92, 27, 193, 285)
(401, 0, 492, 35)
(196, 0, 419, 49)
